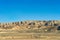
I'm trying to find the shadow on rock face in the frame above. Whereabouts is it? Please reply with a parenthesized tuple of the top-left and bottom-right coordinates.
(57, 26, 60, 30)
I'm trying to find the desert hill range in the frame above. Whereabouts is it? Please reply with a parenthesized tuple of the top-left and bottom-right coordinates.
(0, 20, 60, 40)
(0, 20, 60, 32)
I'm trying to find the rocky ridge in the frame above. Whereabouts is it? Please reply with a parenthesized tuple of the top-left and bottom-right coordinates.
(0, 20, 60, 32)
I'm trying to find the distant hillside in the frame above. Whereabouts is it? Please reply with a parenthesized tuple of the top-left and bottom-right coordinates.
(0, 20, 60, 32)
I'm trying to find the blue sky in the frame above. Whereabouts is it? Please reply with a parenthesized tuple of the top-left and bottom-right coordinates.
(0, 0, 60, 22)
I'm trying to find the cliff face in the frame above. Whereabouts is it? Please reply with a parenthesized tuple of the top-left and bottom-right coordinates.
(0, 20, 60, 32)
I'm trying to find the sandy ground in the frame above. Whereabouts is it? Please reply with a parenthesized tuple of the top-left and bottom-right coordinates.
(0, 33, 60, 40)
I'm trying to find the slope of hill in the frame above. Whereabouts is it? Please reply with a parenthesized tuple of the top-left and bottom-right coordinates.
(0, 20, 60, 40)
(0, 20, 60, 32)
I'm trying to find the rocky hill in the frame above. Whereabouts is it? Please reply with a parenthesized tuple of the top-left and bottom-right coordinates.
(0, 20, 60, 40)
(0, 20, 60, 32)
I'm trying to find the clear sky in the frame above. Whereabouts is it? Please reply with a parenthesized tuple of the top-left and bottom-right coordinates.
(0, 0, 60, 22)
